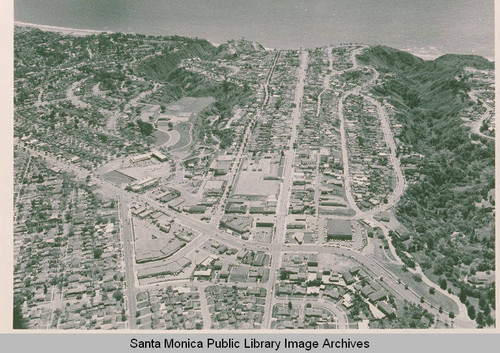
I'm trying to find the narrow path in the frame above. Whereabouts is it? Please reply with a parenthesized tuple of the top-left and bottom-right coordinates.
(198, 288, 212, 330)
(468, 89, 495, 141)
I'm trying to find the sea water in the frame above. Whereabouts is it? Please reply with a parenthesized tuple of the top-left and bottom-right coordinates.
(14, 0, 494, 60)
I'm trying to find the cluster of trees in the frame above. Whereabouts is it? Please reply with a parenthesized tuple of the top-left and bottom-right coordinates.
(376, 302, 434, 329)
(13, 295, 27, 329)
(136, 120, 154, 136)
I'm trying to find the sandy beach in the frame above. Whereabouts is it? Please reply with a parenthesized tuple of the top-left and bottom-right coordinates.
(14, 21, 112, 36)
(14, 21, 276, 51)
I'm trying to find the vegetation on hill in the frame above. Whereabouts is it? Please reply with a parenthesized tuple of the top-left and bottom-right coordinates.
(214, 39, 266, 59)
(135, 39, 215, 81)
(359, 46, 495, 326)
(140, 66, 253, 150)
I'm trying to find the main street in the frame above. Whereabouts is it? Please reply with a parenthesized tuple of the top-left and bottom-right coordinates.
(262, 49, 309, 329)
(118, 198, 137, 328)
(210, 51, 281, 227)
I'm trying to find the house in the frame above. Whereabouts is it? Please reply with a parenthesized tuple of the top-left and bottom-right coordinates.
(368, 289, 387, 303)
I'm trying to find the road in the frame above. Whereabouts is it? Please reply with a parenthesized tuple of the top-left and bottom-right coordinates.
(263, 51, 281, 106)
(337, 52, 472, 325)
(407, 263, 473, 327)
(468, 89, 495, 141)
(273, 298, 349, 329)
(66, 79, 89, 109)
(336, 47, 367, 216)
(314, 47, 335, 217)
(118, 198, 138, 329)
(22, 145, 271, 255)
(263, 49, 308, 329)
(108, 82, 161, 132)
(285, 243, 451, 323)
(361, 93, 406, 218)
(13, 154, 31, 223)
(210, 50, 281, 227)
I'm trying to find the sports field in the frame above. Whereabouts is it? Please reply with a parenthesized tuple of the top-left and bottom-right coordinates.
(153, 130, 170, 146)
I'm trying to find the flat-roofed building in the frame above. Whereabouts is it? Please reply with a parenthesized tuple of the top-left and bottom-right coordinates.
(130, 153, 151, 163)
(327, 219, 352, 240)
(151, 150, 168, 162)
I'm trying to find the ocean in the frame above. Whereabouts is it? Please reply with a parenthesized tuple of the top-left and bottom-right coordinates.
(14, 0, 495, 60)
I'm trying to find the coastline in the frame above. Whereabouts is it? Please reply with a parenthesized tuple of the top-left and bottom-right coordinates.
(14, 21, 492, 61)
(14, 21, 112, 37)
(14, 21, 273, 51)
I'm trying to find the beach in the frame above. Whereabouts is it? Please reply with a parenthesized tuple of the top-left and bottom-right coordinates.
(14, 21, 276, 52)
(15, 21, 112, 37)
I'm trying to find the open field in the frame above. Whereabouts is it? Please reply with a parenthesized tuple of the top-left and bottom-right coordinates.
(166, 97, 215, 115)
(153, 130, 170, 146)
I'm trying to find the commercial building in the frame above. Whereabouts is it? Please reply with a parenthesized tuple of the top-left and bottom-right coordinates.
(326, 220, 352, 240)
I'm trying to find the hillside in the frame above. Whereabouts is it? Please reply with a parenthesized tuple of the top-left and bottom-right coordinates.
(215, 39, 266, 59)
(360, 46, 495, 326)
(135, 38, 216, 81)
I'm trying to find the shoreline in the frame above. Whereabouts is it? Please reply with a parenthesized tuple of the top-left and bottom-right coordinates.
(14, 21, 112, 36)
(14, 21, 492, 61)
(14, 21, 227, 48)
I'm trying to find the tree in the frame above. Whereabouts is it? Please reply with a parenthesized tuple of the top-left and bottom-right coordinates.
(459, 289, 467, 303)
(137, 120, 154, 136)
(113, 290, 123, 301)
(467, 305, 476, 320)
(475, 312, 485, 327)
(478, 297, 487, 310)
(439, 278, 447, 290)
(288, 301, 292, 311)
(93, 248, 103, 259)
(13, 303, 27, 329)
